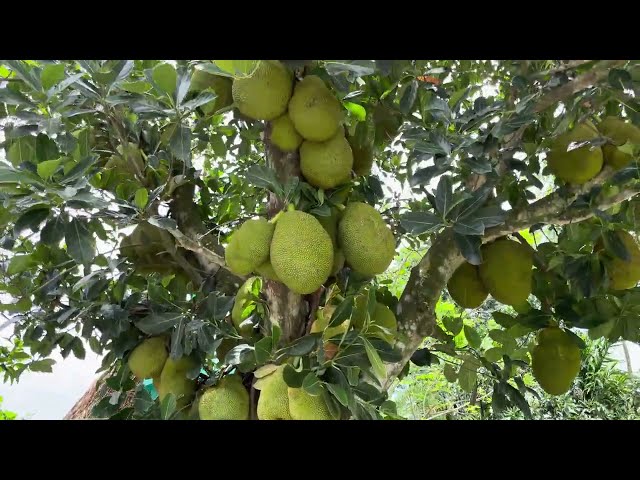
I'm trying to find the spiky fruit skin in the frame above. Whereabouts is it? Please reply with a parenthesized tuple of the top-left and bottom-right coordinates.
(128, 337, 168, 380)
(198, 375, 250, 420)
(546, 122, 603, 184)
(231, 277, 259, 337)
(270, 114, 302, 152)
(598, 117, 640, 170)
(256, 365, 292, 420)
(532, 327, 581, 395)
(255, 259, 281, 282)
(338, 202, 395, 276)
(158, 356, 199, 409)
(270, 211, 334, 294)
(120, 222, 177, 275)
(189, 70, 233, 115)
(479, 239, 533, 307)
(288, 75, 343, 142)
(232, 60, 292, 121)
(288, 388, 334, 420)
(447, 262, 489, 309)
(224, 218, 275, 276)
(602, 230, 640, 290)
(300, 132, 354, 190)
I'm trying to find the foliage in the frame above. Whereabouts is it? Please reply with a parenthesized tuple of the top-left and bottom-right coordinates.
(0, 395, 17, 420)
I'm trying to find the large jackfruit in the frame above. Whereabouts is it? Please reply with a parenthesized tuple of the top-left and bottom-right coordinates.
(256, 365, 292, 420)
(479, 238, 533, 307)
(269, 210, 334, 294)
(599, 230, 640, 290)
(337, 202, 395, 277)
(231, 276, 260, 337)
(198, 375, 250, 420)
(288, 388, 335, 420)
(288, 75, 343, 142)
(189, 69, 233, 115)
(224, 218, 275, 276)
(157, 356, 199, 409)
(598, 116, 640, 170)
(531, 327, 581, 395)
(232, 60, 293, 121)
(300, 131, 354, 190)
(270, 113, 302, 152)
(447, 262, 489, 309)
(546, 122, 603, 184)
(127, 336, 168, 380)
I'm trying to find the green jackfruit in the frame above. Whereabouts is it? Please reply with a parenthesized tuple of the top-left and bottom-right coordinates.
(189, 70, 233, 115)
(600, 230, 640, 290)
(127, 337, 168, 380)
(546, 122, 603, 184)
(288, 75, 343, 142)
(157, 356, 199, 409)
(256, 365, 292, 420)
(300, 132, 354, 190)
(288, 388, 335, 420)
(120, 221, 178, 275)
(270, 210, 334, 294)
(531, 327, 581, 395)
(270, 113, 302, 152)
(338, 202, 395, 276)
(447, 262, 489, 309)
(598, 116, 640, 170)
(198, 375, 250, 420)
(232, 60, 292, 121)
(231, 277, 260, 337)
(224, 218, 275, 276)
(479, 238, 533, 307)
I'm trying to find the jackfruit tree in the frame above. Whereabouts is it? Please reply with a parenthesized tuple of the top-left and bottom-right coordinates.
(1, 59, 640, 422)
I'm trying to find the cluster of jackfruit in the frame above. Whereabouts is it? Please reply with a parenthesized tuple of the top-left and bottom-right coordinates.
(225, 202, 395, 295)
(546, 116, 640, 185)
(447, 238, 534, 310)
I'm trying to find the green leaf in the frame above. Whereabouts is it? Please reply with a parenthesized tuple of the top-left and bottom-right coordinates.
(15, 208, 50, 235)
(410, 348, 433, 366)
(302, 372, 324, 396)
(169, 124, 191, 163)
(493, 312, 517, 328)
(443, 363, 457, 382)
(400, 211, 443, 235)
(64, 218, 95, 264)
(160, 393, 177, 420)
(7, 136, 37, 165)
(136, 312, 182, 335)
(254, 336, 273, 364)
(282, 364, 307, 388)
(399, 80, 418, 114)
(504, 382, 532, 419)
(120, 81, 152, 94)
(484, 347, 504, 363)
(435, 176, 453, 217)
(278, 335, 318, 357)
(134, 188, 148, 209)
(363, 337, 386, 384)
(464, 325, 482, 349)
(29, 359, 56, 373)
(329, 296, 354, 327)
(457, 360, 477, 392)
(41, 64, 66, 90)
(343, 102, 366, 121)
(443, 316, 463, 335)
(7, 254, 36, 276)
(152, 63, 177, 96)
(212, 60, 258, 77)
(453, 233, 482, 265)
(243, 165, 283, 195)
(326, 382, 349, 407)
(37, 158, 62, 180)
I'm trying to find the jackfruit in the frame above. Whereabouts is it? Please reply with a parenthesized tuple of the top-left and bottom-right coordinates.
(256, 365, 292, 420)
(270, 210, 334, 294)
(255, 259, 281, 282)
(231, 60, 292, 121)
(198, 375, 250, 420)
(288, 388, 335, 420)
(300, 132, 354, 190)
(546, 121, 603, 184)
(231, 277, 260, 337)
(447, 262, 489, 309)
(127, 336, 168, 380)
(224, 218, 275, 276)
(531, 327, 581, 395)
(600, 230, 640, 290)
(479, 238, 533, 307)
(120, 221, 177, 275)
(598, 116, 640, 170)
(157, 356, 199, 409)
(288, 75, 343, 142)
(338, 202, 395, 276)
(351, 295, 397, 344)
(270, 113, 302, 152)
(189, 70, 233, 115)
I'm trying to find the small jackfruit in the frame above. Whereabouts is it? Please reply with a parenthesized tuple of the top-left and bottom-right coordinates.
(598, 116, 640, 170)
(479, 238, 533, 307)
(338, 202, 395, 277)
(189, 69, 233, 115)
(224, 218, 275, 276)
(288, 75, 343, 142)
(256, 365, 292, 420)
(270, 113, 303, 152)
(198, 375, 250, 420)
(300, 132, 354, 190)
(270, 210, 334, 294)
(531, 327, 581, 395)
(120, 222, 177, 275)
(127, 337, 168, 380)
(447, 262, 489, 309)
(232, 60, 293, 121)
(600, 230, 640, 290)
(288, 388, 335, 420)
(546, 122, 603, 184)
(157, 356, 199, 409)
